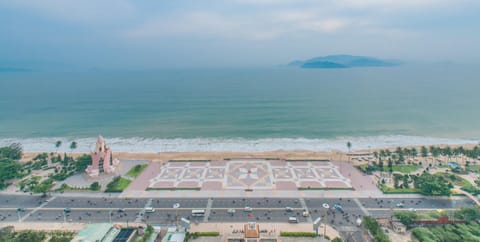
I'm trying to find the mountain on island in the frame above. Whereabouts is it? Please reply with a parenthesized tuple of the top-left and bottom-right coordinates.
(289, 55, 400, 68)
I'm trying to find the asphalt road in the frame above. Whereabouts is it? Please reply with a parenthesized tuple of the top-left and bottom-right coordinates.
(0, 194, 476, 242)
(0, 195, 474, 221)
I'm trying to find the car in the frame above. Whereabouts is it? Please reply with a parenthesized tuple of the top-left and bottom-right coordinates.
(302, 211, 310, 217)
(288, 217, 298, 223)
(408, 208, 417, 212)
(145, 207, 155, 213)
(285, 207, 293, 212)
(227, 209, 236, 214)
(118, 208, 125, 213)
(244, 206, 253, 212)
(333, 204, 343, 211)
(396, 203, 404, 208)
(63, 208, 71, 214)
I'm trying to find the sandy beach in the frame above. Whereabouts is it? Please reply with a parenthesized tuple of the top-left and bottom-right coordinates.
(21, 142, 478, 163)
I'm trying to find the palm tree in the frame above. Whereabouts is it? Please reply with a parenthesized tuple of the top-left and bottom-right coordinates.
(55, 140, 62, 153)
(70, 141, 77, 154)
(421, 146, 428, 166)
(346, 141, 352, 164)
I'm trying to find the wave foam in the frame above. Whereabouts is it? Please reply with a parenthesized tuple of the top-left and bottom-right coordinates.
(0, 136, 478, 153)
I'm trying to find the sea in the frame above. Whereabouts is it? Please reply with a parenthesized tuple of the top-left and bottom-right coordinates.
(1, 64, 479, 153)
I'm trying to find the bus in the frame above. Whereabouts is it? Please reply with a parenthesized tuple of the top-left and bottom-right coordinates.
(191, 209, 205, 217)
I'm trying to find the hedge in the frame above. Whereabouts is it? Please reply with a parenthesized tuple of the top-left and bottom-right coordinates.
(280, 232, 316, 237)
(185, 231, 219, 240)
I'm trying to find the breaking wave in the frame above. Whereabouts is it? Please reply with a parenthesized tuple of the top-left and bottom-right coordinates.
(0, 135, 478, 153)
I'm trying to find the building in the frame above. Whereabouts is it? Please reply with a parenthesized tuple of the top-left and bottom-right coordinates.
(85, 136, 120, 177)
(73, 223, 135, 242)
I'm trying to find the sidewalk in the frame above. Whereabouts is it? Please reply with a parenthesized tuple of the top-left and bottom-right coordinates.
(190, 222, 340, 241)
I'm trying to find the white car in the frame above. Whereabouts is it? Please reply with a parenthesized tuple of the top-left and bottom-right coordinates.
(227, 209, 236, 214)
(408, 208, 417, 212)
(302, 211, 310, 217)
(244, 206, 253, 212)
(285, 207, 293, 212)
(396, 203, 404, 208)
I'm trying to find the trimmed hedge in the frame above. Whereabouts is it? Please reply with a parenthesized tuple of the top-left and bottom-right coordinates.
(185, 231, 219, 240)
(280, 232, 316, 237)
(168, 160, 210, 162)
(298, 187, 354, 191)
(146, 187, 200, 191)
(286, 159, 330, 162)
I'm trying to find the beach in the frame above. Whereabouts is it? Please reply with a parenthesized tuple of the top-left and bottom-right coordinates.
(21, 142, 478, 163)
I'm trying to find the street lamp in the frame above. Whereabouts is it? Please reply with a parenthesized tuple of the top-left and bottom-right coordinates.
(173, 203, 180, 231)
(322, 203, 330, 239)
(63, 208, 70, 223)
(16, 208, 25, 222)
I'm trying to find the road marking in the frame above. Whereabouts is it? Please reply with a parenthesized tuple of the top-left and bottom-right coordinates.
(203, 198, 213, 222)
(135, 198, 152, 223)
(353, 198, 370, 216)
(337, 226, 360, 232)
(20, 196, 57, 222)
(0, 207, 461, 211)
(299, 198, 312, 223)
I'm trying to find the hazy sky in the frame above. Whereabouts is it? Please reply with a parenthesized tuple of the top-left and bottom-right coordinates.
(1, 0, 479, 69)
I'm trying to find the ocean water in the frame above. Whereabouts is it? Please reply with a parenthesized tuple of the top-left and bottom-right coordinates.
(0, 65, 479, 152)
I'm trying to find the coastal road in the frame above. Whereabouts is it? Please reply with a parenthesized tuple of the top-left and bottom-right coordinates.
(0, 194, 475, 241)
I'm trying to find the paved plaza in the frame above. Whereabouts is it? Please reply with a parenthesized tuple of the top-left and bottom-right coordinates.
(128, 159, 357, 192)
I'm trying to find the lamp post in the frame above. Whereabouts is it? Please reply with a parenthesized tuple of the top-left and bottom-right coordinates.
(322, 203, 330, 239)
(16, 208, 24, 222)
(173, 203, 180, 231)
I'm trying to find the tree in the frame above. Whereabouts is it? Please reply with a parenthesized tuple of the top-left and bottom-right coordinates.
(55, 141, 62, 153)
(421, 146, 428, 162)
(388, 158, 393, 173)
(0, 143, 23, 160)
(75, 154, 92, 172)
(90, 182, 101, 191)
(69, 141, 77, 154)
(394, 211, 418, 227)
(346, 141, 352, 153)
(413, 173, 451, 196)
(378, 160, 384, 170)
(411, 148, 418, 158)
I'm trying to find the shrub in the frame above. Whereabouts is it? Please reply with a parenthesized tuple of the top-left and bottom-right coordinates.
(280, 232, 316, 237)
(89, 182, 101, 191)
(363, 217, 391, 242)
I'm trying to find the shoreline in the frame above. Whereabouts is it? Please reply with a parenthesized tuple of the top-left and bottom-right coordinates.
(2, 135, 478, 155)
(20, 142, 479, 162)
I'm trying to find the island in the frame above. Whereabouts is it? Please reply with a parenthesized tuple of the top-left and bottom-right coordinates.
(289, 54, 400, 68)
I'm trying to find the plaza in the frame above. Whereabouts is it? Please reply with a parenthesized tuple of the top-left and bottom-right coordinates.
(127, 159, 368, 193)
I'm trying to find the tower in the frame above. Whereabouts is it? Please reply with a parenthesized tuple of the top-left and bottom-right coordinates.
(85, 136, 120, 177)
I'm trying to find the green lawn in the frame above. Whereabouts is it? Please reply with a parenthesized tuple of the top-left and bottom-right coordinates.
(358, 164, 421, 174)
(379, 183, 420, 194)
(467, 165, 480, 173)
(126, 164, 148, 178)
(391, 165, 421, 173)
(105, 177, 131, 192)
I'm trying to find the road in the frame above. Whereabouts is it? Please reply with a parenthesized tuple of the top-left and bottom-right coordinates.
(0, 194, 475, 242)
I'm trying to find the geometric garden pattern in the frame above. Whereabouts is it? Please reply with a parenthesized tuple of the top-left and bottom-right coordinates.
(148, 159, 351, 191)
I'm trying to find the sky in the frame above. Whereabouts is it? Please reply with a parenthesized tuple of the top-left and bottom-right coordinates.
(0, 0, 479, 70)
